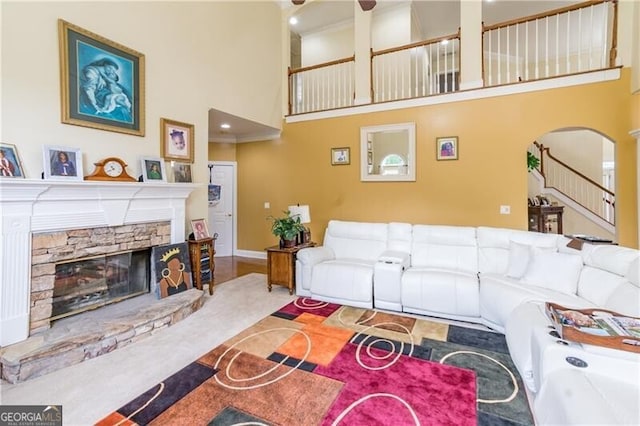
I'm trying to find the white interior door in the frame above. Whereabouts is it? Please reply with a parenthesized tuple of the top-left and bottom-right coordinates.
(208, 162, 235, 257)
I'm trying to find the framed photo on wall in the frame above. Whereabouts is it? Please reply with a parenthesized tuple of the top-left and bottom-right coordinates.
(140, 156, 167, 182)
(43, 145, 83, 181)
(58, 20, 145, 136)
(161, 118, 194, 162)
(331, 147, 350, 165)
(0, 143, 25, 178)
(436, 136, 459, 161)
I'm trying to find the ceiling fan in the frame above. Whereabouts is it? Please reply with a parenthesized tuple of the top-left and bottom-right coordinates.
(291, 0, 377, 12)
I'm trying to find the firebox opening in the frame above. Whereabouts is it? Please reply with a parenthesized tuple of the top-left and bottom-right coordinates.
(51, 249, 150, 321)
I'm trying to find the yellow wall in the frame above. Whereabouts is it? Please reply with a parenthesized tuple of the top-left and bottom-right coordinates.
(237, 70, 638, 250)
(632, 92, 640, 129)
(209, 143, 237, 162)
(1, 2, 282, 235)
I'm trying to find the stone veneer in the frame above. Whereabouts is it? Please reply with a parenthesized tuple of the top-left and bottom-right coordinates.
(29, 222, 171, 335)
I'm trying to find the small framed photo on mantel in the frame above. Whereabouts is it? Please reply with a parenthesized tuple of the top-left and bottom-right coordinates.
(0, 143, 25, 178)
(141, 156, 167, 182)
(43, 145, 83, 181)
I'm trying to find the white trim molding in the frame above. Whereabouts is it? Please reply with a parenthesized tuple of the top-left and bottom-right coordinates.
(0, 180, 199, 346)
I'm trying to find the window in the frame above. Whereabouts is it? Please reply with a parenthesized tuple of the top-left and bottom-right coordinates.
(379, 154, 406, 175)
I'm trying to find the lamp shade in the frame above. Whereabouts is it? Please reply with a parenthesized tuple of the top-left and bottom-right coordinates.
(288, 205, 311, 224)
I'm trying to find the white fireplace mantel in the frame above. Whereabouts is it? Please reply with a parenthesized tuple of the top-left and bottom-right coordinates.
(0, 179, 200, 346)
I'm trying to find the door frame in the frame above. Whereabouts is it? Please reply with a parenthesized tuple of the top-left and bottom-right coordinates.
(209, 161, 237, 256)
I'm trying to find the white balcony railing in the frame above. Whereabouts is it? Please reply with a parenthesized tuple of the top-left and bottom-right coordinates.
(483, 0, 616, 86)
(372, 34, 460, 103)
(288, 55, 355, 115)
(287, 0, 617, 115)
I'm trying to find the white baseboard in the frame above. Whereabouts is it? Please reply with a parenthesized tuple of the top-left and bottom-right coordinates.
(234, 249, 267, 260)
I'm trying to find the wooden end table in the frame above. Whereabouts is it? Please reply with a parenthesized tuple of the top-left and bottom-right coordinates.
(265, 242, 315, 295)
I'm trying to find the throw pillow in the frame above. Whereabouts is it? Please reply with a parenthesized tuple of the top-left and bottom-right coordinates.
(521, 247, 584, 295)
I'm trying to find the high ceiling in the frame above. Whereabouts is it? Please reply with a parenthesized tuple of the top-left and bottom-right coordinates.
(288, 0, 583, 37)
(212, 0, 583, 143)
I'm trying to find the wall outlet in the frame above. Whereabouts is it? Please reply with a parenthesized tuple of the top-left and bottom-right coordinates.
(500, 205, 511, 215)
(264, 202, 270, 209)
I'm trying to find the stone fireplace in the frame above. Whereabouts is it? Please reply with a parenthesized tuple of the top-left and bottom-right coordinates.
(0, 180, 199, 347)
(30, 222, 169, 335)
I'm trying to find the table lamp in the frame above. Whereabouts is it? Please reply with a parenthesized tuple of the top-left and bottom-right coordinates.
(288, 204, 311, 245)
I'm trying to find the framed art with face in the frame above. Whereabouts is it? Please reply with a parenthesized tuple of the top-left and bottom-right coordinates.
(59, 20, 145, 136)
(161, 118, 194, 162)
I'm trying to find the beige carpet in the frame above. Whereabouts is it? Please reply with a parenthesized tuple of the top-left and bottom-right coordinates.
(0, 273, 295, 425)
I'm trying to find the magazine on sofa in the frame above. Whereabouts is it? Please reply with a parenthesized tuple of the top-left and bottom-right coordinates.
(545, 302, 640, 353)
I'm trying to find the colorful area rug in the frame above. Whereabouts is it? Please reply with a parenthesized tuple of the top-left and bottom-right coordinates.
(97, 298, 534, 425)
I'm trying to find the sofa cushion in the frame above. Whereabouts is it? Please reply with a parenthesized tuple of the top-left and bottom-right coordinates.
(480, 273, 587, 331)
(584, 245, 640, 276)
(520, 248, 583, 295)
(477, 227, 560, 275)
(577, 266, 627, 307)
(323, 220, 388, 262)
(387, 222, 412, 253)
(402, 268, 480, 317)
(605, 282, 640, 317)
(506, 241, 531, 278)
(310, 260, 375, 304)
(411, 225, 477, 274)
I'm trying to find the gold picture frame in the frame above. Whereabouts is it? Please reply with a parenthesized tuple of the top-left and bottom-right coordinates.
(331, 147, 350, 165)
(59, 20, 145, 136)
(161, 118, 194, 162)
(436, 136, 459, 161)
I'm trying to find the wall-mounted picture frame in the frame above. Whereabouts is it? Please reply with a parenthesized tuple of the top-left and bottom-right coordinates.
(172, 162, 192, 183)
(58, 20, 145, 136)
(43, 145, 83, 181)
(436, 136, 459, 161)
(331, 147, 350, 165)
(190, 218, 210, 240)
(161, 118, 194, 162)
(140, 156, 166, 182)
(0, 143, 25, 178)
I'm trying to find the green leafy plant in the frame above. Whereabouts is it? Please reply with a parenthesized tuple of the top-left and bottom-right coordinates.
(268, 211, 305, 241)
(527, 151, 540, 172)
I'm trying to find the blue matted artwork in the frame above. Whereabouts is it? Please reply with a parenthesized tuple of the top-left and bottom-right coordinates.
(59, 19, 145, 136)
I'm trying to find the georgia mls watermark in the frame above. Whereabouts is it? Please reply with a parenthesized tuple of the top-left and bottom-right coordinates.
(0, 406, 62, 426)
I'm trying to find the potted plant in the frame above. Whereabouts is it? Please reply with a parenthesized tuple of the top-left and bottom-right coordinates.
(527, 151, 540, 171)
(269, 211, 305, 248)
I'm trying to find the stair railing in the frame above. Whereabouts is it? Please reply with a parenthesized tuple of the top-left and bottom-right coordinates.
(532, 141, 615, 224)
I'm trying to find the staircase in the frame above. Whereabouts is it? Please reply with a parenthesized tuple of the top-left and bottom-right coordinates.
(528, 141, 615, 235)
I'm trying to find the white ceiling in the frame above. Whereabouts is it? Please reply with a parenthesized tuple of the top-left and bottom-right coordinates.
(208, 109, 281, 143)
(288, 0, 583, 37)
(211, 0, 583, 144)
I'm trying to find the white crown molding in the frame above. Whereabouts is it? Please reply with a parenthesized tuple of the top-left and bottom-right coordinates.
(630, 129, 640, 139)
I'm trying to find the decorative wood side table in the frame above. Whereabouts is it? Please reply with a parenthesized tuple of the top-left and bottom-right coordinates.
(265, 242, 315, 295)
(188, 237, 215, 295)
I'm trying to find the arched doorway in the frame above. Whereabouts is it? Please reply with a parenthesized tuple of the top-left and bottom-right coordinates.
(527, 128, 616, 241)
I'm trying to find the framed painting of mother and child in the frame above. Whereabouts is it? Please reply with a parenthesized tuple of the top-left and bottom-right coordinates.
(59, 19, 145, 136)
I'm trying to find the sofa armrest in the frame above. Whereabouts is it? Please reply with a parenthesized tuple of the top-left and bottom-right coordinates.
(297, 246, 335, 267)
(378, 250, 410, 269)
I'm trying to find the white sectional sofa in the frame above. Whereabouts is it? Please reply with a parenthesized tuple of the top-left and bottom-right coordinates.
(296, 220, 640, 425)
